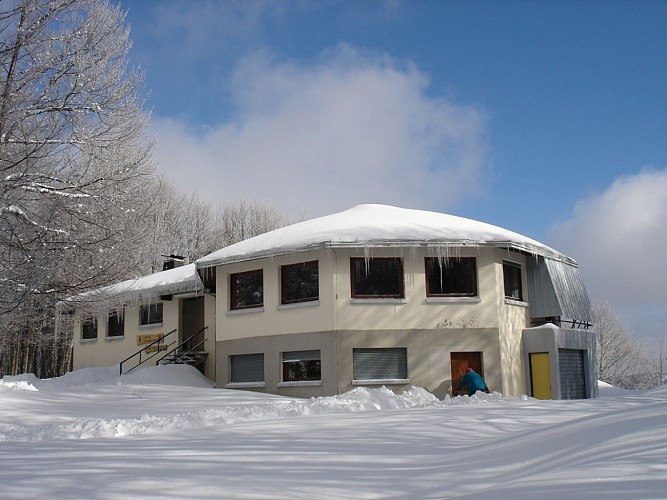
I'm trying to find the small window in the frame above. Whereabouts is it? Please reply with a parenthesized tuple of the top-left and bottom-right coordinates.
(353, 348, 408, 380)
(281, 261, 319, 304)
(282, 350, 321, 381)
(503, 261, 523, 301)
(425, 257, 478, 297)
(140, 303, 163, 326)
(107, 309, 124, 337)
(230, 353, 264, 383)
(350, 258, 404, 298)
(230, 269, 263, 310)
(81, 317, 97, 340)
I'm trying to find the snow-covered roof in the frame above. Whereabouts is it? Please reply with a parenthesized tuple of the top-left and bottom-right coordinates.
(196, 204, 576, 268)
(65, 263, 202, 307)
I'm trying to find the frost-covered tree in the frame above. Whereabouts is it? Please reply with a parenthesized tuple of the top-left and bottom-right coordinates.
(0, 0, 156, 375)
(594, 299, 652, 389)
(211, 199, 289, 250)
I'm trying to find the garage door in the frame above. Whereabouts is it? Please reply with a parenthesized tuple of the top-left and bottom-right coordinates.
(558, 349, 586, 399)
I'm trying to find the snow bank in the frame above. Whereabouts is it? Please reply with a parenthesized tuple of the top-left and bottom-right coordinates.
(1, 364, 214, 391)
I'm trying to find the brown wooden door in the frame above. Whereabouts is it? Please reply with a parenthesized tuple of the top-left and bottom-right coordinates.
(451, 351, 483, 394)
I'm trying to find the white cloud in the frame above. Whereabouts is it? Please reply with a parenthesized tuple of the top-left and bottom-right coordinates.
(151, 46, 489, 220)
(548, 168, 667, 344)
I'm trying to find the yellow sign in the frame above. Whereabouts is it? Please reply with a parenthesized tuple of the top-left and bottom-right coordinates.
(137, 333, 164, 345)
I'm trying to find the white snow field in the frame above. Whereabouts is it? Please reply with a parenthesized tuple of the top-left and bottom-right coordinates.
(1, 365, 666, 499)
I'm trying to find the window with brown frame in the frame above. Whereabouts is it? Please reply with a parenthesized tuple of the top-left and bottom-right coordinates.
(230, 269, 263, 310)
(282, 350, 321, 381)
(425, 257, 478, 297)
(281, 261, 319, 304)
(350, 257, 404, 299)
(503, 261, 523, 301)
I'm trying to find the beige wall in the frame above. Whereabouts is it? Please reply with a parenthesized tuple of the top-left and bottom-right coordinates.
(73, 300, 179, 372)
(73, 293, 217, 381)
(216, 247, 506, 341)
(215, 249, 337, 342)
(493, 250, 531, 395)
(214, 246, 532, 397)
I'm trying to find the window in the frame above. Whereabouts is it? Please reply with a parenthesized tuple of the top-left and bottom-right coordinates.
(425, 257, 478, 297)
(81, 317, 97, 340)
(140, 303, 163, 326)
(282, 350, 321, 381)
(107, 309, 124, 337)
(350, 258, 404, 298)
(230, 269, 263, 310)
(230, 353, 264, 383)
(353, 348, 408, 381)
(281, 261, 319, 304)
(503, 261, 523, 301)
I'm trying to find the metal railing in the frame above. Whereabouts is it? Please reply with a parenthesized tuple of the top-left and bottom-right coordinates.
(119, 328, 177, 375)
(158, 326, 208, 366)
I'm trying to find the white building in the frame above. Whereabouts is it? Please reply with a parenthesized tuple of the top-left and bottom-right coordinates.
(71, 204, 596, 400)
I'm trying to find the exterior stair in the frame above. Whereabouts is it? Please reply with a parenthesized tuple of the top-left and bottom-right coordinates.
(159, 350, 208, 367)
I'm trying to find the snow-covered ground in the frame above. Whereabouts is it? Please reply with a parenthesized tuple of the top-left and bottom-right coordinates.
(1, 366, 665, 499)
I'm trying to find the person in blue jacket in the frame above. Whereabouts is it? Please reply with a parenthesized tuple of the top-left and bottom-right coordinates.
(455, 368, 490, 397)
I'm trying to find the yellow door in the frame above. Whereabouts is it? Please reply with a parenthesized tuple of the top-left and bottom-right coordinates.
(530, 352, 551, 400)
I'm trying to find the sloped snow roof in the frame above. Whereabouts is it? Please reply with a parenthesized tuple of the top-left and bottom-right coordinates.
(66, 263, 202, 306)
(196, 204, 576, 268)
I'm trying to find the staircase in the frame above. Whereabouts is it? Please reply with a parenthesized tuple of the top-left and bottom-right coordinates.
(159, 350, 208, 367)
(120, 326, 208, 375)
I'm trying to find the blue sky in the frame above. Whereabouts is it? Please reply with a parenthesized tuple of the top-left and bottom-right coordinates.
(119, 0, 667, 345)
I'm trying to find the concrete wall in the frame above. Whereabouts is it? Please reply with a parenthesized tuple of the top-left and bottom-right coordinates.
(218, 327, 501, 399)
(522, 323, 598, 399)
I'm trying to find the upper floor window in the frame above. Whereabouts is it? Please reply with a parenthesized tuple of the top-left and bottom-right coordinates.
(140, 303, 163, 326)
(107, 309, 125, 337)
(350, 257, 404, 299)
(425, 257, 478, 297)
(281, 261, 319, 304)
(81, 317, 97, 340)
(503, 261, 523, 301)
(230, 269, 263, 310)
(282, 350, 321, 382)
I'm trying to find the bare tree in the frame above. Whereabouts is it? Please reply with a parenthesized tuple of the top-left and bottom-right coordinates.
(0, 0, 157, 376)
(211, 199, 288, 250)
(594, 299, 651, 389)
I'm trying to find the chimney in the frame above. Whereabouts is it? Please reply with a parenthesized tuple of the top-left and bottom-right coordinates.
(162, 254, 185, 271)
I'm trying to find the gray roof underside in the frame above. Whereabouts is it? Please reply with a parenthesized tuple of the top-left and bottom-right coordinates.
(527, 257, 593, 323)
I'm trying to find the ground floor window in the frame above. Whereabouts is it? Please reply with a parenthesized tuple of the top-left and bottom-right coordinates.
(282, 350, 321, 381)
(353, 347, 408, 381)
(230, 353, 264, 383)
(81, 317, 97, 340)
(140, 303, 163, 326)
(107, 309, 124, 337)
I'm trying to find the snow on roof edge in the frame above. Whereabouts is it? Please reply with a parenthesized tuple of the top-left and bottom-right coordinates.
(62, 263, 202, 307)
(195, 205, 577, 269)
